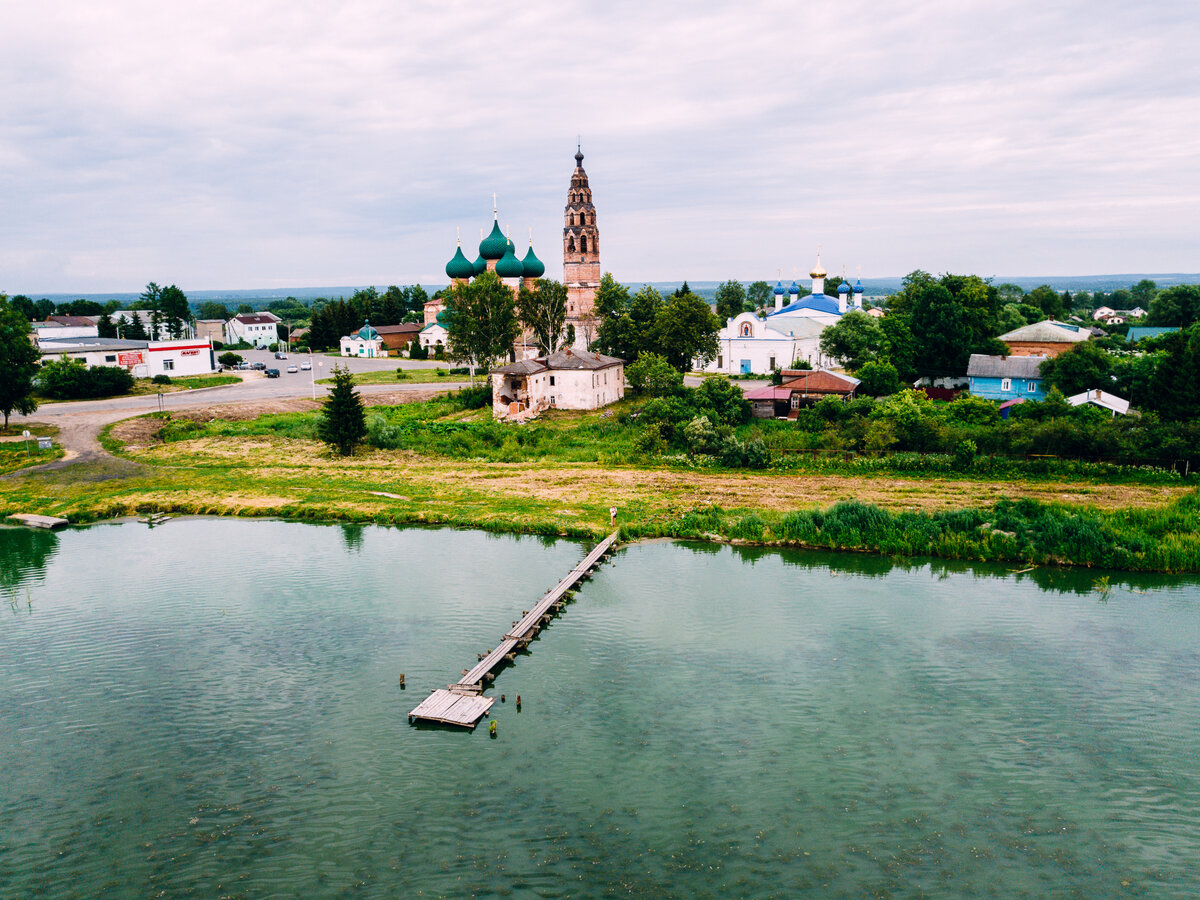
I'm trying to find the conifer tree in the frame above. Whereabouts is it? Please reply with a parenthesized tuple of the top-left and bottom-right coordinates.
(317, 366, 366, 456)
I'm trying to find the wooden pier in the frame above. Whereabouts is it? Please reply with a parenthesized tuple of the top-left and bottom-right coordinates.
(409, 531, 619, 729)
(7, 514, 69, 530)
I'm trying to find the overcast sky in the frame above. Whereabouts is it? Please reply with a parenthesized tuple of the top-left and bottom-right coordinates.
(3, 0, 1198, 293)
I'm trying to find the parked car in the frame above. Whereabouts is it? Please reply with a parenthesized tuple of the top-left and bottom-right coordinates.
(251, 362, 267, 370)
(299, 361, 312, 371)
(265, 368, 280, 378)
(287, 365, 298, 373)
(274, 351, 287, 359)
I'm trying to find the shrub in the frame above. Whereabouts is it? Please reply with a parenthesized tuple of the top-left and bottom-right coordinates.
(38, 359, 135, 399)
(408, 341, 428, 360)
(217, 351, 243, 368)
(453, 385, 491, 410)
(151, 374, 172, 385)
(683, 415, 719, 455)
(395, 368, 407, 380)
(625, 352, 683, 397)
(856, 360, 901, 397)
(953, 438, 978, 471)
(694, 375, 752, 425)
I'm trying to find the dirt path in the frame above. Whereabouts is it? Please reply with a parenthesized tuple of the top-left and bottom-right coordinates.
(5, 387, 451, 480)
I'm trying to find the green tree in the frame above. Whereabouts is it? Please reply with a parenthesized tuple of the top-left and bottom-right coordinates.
(1037, 341, 1113, 396)
(236, 303, 254, 314)
(96, 313, 117, 338)
(651, 290, 721, 370)
(1027, 284, 1062, 319)
(1146, 324, 1200, 420)
(9, 295, 36, 320)
(855, 360, 901, 397)
(693, 375, 751, 425)
(0, 295, 40, 427)
(997, 303, 1027, 334)
(217, 351, 243, 367)
(316, 366, 366, 456)
(673, 280, 692, 299)
(1146, 284, 1200, 327)
(38, 358, 134, 399)
(715, 279, 747, 322)
(1130, 279, 1157, 310)
(624, 352, 682, 396)
(878, 315, 918, 383)
(126, 313, 149, 341)
(516, 278, 568, 354)
(819, 310, 882, 370)
(444, 270, 520, 381)
(909, 283, 972, 376)
(997, 283, 1026, 303)
(159, 284, 191, 337)
(197, 301, 232, 321)
(747, 281, 771, 312)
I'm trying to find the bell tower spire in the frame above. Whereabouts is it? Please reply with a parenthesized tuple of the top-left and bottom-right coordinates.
(563, 144, 600, 349)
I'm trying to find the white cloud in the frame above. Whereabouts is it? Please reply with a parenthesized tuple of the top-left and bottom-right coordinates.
(1, 0, 1197, 291)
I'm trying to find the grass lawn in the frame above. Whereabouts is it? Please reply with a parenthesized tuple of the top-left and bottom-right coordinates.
(0, 442, 65, 475)
(1, 392, 1197, 572)
(317, 368, 474, 385)
(128, 374, 242, 394)
(0, 423, 59, 438)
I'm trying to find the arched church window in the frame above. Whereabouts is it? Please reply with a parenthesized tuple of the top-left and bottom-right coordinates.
(740, 322, 752, 337)
(568, 236, 576, 252)
(580, 235, 588, 253)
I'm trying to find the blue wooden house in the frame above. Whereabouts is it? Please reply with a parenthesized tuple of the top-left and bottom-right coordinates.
(966, 354, 1048, 402)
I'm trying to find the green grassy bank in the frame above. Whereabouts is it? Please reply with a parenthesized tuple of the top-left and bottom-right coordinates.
(2, 395, 1197, 573)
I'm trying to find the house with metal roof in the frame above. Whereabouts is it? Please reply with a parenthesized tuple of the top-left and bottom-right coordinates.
(1126, 326, 1179, 343)
(1067, 389, 1131, 416)
(224, 312, 281, 348)
(998, 320, 1090, 358)
(966, 354, 1048, 401)
(491, 348, 624, 419)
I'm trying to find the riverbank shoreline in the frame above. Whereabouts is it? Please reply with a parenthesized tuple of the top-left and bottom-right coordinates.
(2, 403, 1197, 574)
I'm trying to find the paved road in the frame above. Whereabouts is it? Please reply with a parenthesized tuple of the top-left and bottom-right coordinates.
(9, 350, 469, 473)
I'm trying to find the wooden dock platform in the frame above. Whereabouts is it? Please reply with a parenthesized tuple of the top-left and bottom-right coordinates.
(409, 530, 619, 728)
(7, 514, 69, 530)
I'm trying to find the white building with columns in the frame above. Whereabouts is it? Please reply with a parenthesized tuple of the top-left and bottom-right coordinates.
(698, 253, 865, 375)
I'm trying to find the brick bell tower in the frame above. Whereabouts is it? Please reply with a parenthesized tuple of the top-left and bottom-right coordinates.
(563, 144, 600, 348)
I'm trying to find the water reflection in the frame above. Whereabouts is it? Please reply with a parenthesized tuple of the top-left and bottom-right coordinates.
(339, 523, 365, 552)
(710, 539, 1200, 595)
(0, 526, 58, 590)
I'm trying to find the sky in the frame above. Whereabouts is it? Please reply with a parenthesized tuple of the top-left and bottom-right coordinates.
(3, 0, 1198, 293)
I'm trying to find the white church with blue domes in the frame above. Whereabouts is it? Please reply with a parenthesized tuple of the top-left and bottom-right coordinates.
(698, 251, 865, 375)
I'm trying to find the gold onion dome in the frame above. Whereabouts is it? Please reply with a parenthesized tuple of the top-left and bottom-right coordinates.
(810, 255, 827, 279)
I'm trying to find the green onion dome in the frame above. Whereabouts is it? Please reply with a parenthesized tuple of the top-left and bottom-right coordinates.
(445, 244, 474, 280)
(495, 239, 525, 278)
(521, 243, 545, 278)
(472, 253, 486, 276)
(357, 320, 379, 340)
(479, 219, 508, 260)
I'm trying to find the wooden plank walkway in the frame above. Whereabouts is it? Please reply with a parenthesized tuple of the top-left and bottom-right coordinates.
(7, 514, 69, 530)
(408, 530, 619, 728)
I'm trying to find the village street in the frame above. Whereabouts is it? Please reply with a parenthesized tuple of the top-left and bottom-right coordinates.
(8, 350, 470, 473)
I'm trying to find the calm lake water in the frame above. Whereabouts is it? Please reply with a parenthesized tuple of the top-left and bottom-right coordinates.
(1, 520, 1198, 898)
